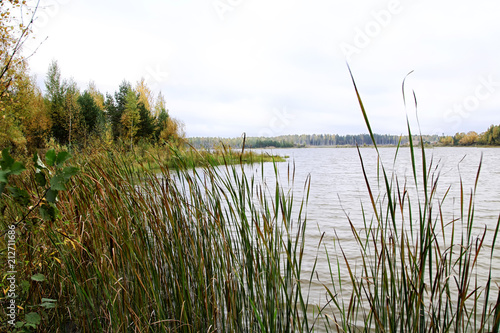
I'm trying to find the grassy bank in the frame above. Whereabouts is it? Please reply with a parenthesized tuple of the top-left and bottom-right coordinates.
(1, 146, 314, 332)
(53, 142, 287, 173)
(1, 77, 500, 332)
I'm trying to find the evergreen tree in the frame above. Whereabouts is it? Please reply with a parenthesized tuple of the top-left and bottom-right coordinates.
(110, 80, 131, 139)
(104, 93, 116, 126)
(155, 109, 169, 142)
(136, 102, 155, 140)
(78, 91, 104, 136)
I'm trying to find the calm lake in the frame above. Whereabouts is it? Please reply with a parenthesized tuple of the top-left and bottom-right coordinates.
(245, 146, 500, 312)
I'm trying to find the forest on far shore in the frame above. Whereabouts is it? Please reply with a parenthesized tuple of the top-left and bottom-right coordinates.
(189, 126, 500, 149)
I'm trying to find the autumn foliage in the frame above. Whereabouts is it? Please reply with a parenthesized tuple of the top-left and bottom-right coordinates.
(2, 58, 185, 154)
(1, 2, 184, 154)
(438, 126, 500, 146)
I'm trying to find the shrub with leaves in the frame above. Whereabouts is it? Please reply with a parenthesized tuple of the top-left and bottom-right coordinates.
(0, 148, 77, 332)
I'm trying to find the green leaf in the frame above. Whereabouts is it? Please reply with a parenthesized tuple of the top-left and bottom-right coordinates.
(15, 321, 24, 328)
(31, 273, 46, 282)
(41, 302, 56, 309)
(55, 151, 71, 166)
(41, 298, 56, 302)
(45, 149, 56, 167)
(0, 170, 9, 183)
(24, 312, 41, 325)
(0, 182, 5, 194)
(40, 298, 56, 309)
(35, 172, 47, 187)
(45, 189, 58, 203)
(50, 174, 66, 191)
(9, 161, 26, 175)
(1, 149, 14, 169)
(62, 166, 78, 180)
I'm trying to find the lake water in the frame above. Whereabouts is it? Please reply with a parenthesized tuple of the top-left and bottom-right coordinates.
(244, 146, 500, 324)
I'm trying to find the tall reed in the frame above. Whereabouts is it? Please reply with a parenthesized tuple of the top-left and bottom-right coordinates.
(22, 148, 316, 332)
(2, 70, 499, 332)
(320, 68, 500, 332)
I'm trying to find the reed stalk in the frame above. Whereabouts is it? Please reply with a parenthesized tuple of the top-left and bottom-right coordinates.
(320, 67, 500, 332)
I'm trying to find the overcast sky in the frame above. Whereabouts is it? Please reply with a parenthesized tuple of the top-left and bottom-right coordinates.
(24, 0, 500, 138)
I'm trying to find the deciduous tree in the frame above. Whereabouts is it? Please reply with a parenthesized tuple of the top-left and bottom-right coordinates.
(45, 60, 67, 143)
(458, 131, 478, 146)
(0, 0, 38, 97)
(87, 81, 105, 110)
(135, 78, 154, 114)
(159, 116, 185, 147)
(121, 89, 140, 148)
(0, 1, 39, 152)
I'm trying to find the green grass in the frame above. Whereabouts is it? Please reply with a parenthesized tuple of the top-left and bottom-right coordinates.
(1, 145, 315, 332)
(318, 68, 500, 332)
(71, 142, 286, 173)
(1, 71, 499, 332)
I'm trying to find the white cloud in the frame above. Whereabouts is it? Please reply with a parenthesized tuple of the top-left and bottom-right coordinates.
(24, 0, 500, 137)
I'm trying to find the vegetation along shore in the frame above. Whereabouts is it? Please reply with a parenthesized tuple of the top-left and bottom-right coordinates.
(1, 2, 500, 332)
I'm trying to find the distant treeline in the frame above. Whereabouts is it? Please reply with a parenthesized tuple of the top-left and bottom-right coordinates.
(189, 133, 437, 149)
(190, 125, 500, 149)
